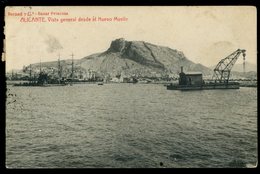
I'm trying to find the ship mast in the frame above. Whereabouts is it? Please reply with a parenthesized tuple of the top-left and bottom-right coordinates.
(11, 70, 14, 80)
(40, 59, 42, 73)
(243, 55, 246, 75)
(58, 53, 62, 79)
(79, 61, 82, 79)
(71, 53, 74, 85)
(29, 64, 32, 80)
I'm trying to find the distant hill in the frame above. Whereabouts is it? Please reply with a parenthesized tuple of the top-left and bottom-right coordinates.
(210, 61, 257, 73)
(231, 71, 257, 80)
(232, 62, 257, 72)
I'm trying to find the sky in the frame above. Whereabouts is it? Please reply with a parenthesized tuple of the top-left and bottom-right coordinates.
(4, 6, 257, 71)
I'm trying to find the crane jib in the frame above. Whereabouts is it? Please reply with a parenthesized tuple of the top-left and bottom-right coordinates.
(212, 49, 246, 83)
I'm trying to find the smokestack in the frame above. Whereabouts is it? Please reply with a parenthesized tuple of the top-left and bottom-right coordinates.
(181, 66, 183, 73)
(242, 51, 246, 75)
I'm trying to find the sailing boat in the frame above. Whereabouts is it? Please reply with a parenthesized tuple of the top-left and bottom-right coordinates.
(13, 56, 67, 87)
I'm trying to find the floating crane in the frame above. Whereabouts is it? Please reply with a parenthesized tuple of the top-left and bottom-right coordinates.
(167, 49, 245, 90)
(212, 49, 246, 84)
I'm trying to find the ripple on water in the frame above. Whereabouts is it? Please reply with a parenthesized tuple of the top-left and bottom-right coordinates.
(6, 85, 257, 168)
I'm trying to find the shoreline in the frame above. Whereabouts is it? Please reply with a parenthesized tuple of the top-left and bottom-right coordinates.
(6, 80, 257, 87)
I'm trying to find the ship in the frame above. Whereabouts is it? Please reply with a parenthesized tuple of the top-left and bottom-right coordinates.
(166, 49, 246, 90)
(13, 72, 67, 87)
(13, 55, 68, 87)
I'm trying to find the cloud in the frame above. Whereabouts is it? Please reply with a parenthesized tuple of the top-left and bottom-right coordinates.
(44, 34, 63, 53)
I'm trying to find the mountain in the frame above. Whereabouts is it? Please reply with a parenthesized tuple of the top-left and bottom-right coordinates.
(27, 38, 213, 78)
(78, 38, 212, 77)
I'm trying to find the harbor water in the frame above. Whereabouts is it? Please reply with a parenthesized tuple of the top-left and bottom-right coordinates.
(6, 84, 257, 168)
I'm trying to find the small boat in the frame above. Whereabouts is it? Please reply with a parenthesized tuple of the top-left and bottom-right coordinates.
(97, 82, 104, 85)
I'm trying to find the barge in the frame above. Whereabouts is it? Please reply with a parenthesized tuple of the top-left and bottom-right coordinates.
(166, 82, 239, 90)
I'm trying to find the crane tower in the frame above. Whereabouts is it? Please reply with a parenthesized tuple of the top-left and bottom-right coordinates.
(212, 49, 246, 83)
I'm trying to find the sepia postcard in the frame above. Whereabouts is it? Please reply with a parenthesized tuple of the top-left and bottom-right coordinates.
(5, 6, 257, 168)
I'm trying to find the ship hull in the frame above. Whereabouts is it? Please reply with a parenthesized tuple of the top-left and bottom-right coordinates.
(13, 83, 68, 87)
(166, 82, 240, 90)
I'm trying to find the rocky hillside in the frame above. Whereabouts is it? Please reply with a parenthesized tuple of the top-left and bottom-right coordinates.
(29, 38, 213, 78)
(78, 38, 212, 77)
